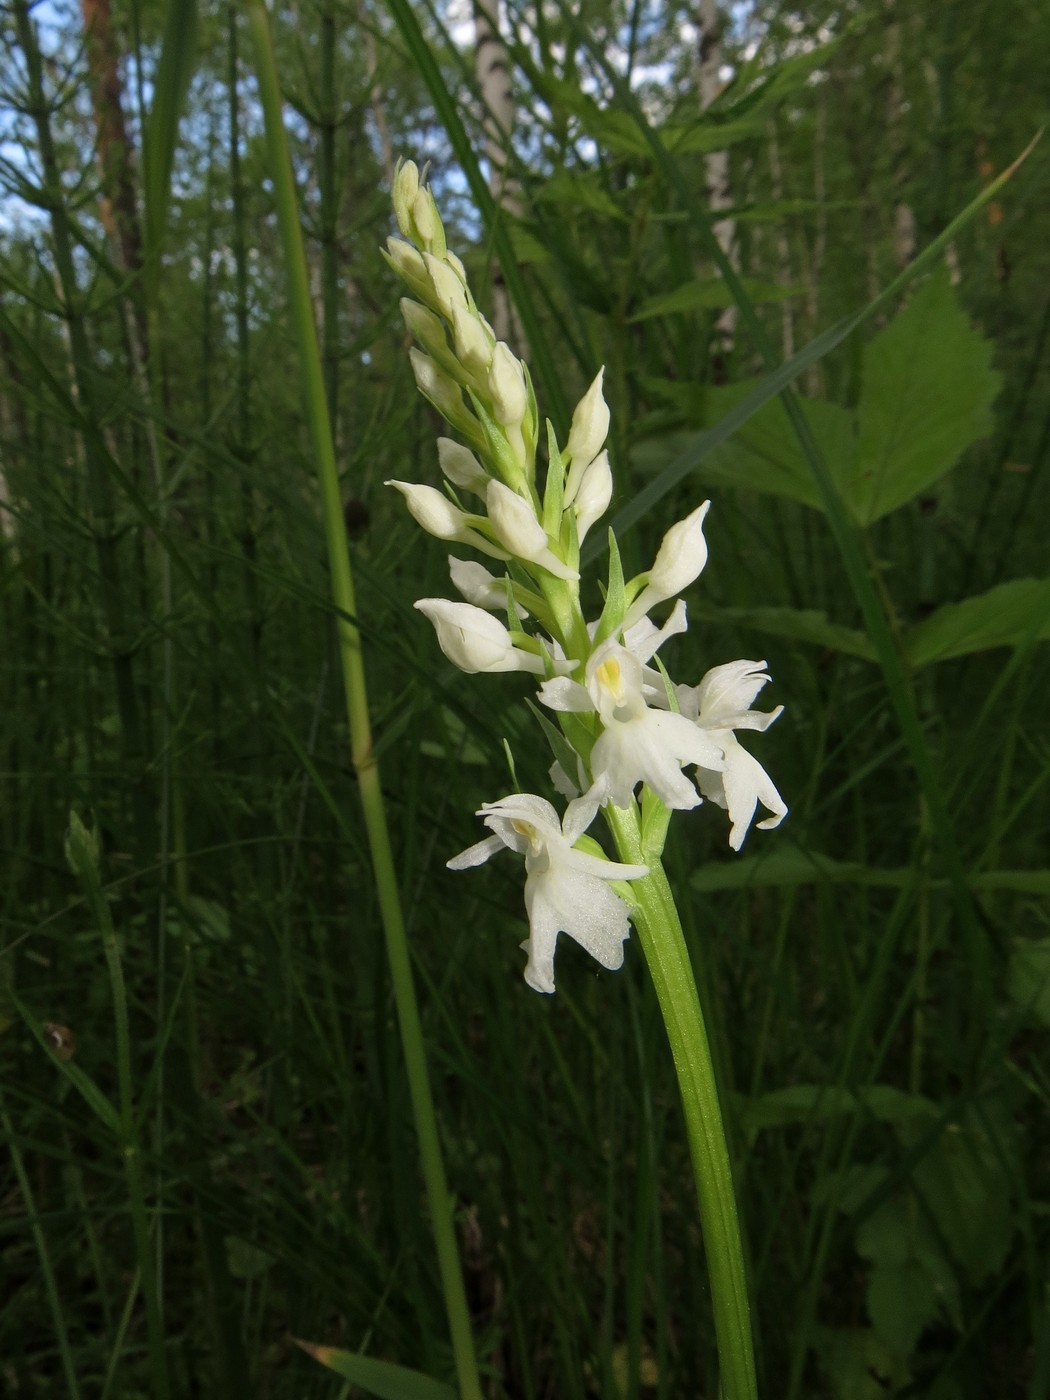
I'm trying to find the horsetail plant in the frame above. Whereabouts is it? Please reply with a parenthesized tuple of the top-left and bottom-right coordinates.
(386, 160, 787, 1400)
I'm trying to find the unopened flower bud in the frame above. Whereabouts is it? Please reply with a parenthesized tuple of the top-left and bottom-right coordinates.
(623, 500, 712, 626)
(452, 305, 492, 375)
(386, 480, 472, 540)
(438, 437, 488, 495)
(384, 236, 427, 284)
(565, 368, 610, 471)
(445, 250, 468, 282)
(391, 160, 420, 238)
(488, 343, 527, 428)
(409, 348, 463, 419)
(414, 598, 546, 675)
(412, 188, 436, 244)
(487, 481, 578, 580)
(649, 500, 711, 597)
(423, 253, 467, 319)
(449, 557, 512, 611)
(401, 298, 447, 355)
(573, 450, 613, 543)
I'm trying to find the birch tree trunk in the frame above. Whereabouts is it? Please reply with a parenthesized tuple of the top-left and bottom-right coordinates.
(884, 0, 917, 270)
(473, 0, 521, 345)
(696, 0, 737, 367)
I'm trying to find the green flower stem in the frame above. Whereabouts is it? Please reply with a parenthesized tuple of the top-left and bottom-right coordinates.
(605, 803, 758, 1400)
(244, 7, 482, 1397)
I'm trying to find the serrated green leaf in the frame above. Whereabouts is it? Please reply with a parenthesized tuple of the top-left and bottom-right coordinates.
(903, 577, 1050, 666)
(847, 271, 1001, 523)
(629, 277, 803, 323)
(296, 1343, 456, 1400)
(689, 380, 854, 510)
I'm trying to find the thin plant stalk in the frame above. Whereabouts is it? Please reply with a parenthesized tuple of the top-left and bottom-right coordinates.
(0, 1098, 83, 1400)
(12, 0, 153, 858)
(65, 815, 171, 1400)
(242, 6, 483, 1396)
(606, 804, 758, 1400)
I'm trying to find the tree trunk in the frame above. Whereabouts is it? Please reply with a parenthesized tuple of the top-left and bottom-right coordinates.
(696, 0, 737, 365)
(473, 0, 521, 345)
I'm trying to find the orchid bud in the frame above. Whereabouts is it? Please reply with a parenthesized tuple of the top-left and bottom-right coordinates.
(452, 305, 492, 375)
(409, 348, 463, 419)
(565, 368, 610, 469)
(438, 437, 488, 495)
(384, 237, 429, 295)
(448, 557, 512, 611)
(391, 160, 420, 239)
(488, 343, 527, 428)
(623, 500, 712, 627)
(648, 501, 711, 598)
(486, 481, 579, 581)
(573, 450, 613, 543)
(414, 599, 546, 675)
(411, 188, 437, 245)
(401, 298, 447, 357)
(386, 480, 473, 541)
(423, 253, 467, 319)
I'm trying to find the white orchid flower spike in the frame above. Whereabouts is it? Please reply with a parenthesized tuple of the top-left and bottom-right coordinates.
(447, 793, 648, 993)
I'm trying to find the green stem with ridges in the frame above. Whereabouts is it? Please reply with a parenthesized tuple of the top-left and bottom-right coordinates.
(243, 7, 482, 1396)
(606, 803, 758, 1400)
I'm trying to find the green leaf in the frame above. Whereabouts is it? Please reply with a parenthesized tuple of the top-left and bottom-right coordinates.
(629, 277, 803, 322)
(847, 272, 1001, 523)
(688, 380, 854, 510)
(531, 168, 628, 221)
(1007, 937, 1050, 1027)
(813, 1326, 908, 1399)
(907, 1106, 1015, 1286)
(296, 1343, 457, 1400)
(691, 847, 914, 892)
(688, 600, 876, 661)
(856, 1197, 962, 1356)
(903, 578, 1050, 667)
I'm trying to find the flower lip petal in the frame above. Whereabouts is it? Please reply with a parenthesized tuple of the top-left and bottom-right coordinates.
(447, 834, 504, 870)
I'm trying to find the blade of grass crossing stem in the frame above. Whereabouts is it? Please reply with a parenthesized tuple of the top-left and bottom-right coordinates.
(383, 0, 570, 431)
(575, 38, 1041, 1044)
(241, 7, 482, 1397)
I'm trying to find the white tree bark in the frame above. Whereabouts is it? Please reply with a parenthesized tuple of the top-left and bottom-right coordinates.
(474, 0, 522, 344)
(696, 0, 737, 359)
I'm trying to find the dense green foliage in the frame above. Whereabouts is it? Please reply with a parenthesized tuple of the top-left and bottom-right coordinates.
(1, 0, 1048, 1395)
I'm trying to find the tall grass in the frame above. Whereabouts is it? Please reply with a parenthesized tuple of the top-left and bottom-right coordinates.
(0, 0, 1047, 1396)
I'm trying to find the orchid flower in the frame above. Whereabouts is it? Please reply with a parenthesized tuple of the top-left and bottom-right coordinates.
(676, 661, 787, 850)
(447, 793, 648, 993)
(539, 637, 725, 811)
